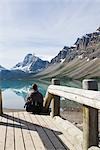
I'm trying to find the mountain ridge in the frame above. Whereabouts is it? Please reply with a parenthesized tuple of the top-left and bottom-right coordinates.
(0, 27, 100, 80)
(50, 27, 100, 64)
(34, 27, 100, 80)
(0, 54, 49, 79)
(12, 54, 49, 73)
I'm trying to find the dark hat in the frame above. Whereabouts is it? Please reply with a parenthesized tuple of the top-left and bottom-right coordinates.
(32, 84, 38, 91)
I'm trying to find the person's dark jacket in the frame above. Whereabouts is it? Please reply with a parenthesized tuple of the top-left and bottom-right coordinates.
(29, 90, 43, 107)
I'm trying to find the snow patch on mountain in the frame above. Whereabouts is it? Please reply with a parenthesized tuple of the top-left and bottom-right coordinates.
(0, 65, 6, 71)
(12, 54, 49, 73)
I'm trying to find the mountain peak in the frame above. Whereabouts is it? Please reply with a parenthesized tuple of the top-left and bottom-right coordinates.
(22, 53, 38, 67)
(0, 65, 6, 70)
(96, 26, 100, 32)
(50, 27, 100, 64)
(12, 53, 49, 73)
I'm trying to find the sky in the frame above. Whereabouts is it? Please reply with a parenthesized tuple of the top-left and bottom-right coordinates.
(0, 0, 100, 69)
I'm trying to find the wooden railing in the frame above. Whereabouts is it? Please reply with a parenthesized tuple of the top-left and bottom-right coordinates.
(0, 89, 3, 114)
(0, 78, 100, 150)
(44, 78, 100, 150)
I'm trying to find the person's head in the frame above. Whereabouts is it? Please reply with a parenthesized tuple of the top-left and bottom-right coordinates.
(32, 84, 38, 91)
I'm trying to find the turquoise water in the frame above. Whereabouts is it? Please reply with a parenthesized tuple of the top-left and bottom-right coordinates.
(0, 79, 80, 110)
(0, 79, 100, 110)
(0, 79, 49, 110)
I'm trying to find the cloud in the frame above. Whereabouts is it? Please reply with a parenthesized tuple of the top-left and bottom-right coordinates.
(0, 0, 100, 68)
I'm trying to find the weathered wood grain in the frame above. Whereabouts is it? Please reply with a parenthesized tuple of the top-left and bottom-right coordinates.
(5, 112, 14, 150)
(51, 116, 83, 150)
(0, 110, 99, 150)
(0, 113, 7, 150)
(47, 85, 100, 109)
(18, 112, 35, 150)
(29, 113, 56, 150)
(36, 114, 66, 150)
(14, 112, 25, 150)
(0, 89, 3, 114)
(88, 146, 100, 150)
(24, 112, 45, 150)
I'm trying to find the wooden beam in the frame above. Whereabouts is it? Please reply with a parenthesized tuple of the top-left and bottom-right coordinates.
(47, 84, 100, 109)
(88, 146, 100, 150)
(44, 92, 53, 111)
(0, 89, 3, 115)
(82, 79, 99, 150)
(51, 79, 60, 117)
(44, 78, 60, 116)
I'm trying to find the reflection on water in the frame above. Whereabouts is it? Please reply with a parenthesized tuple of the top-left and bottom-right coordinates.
(0, 79, 100, 110)
(3, 89, 25, 109)
(0, 79, 49, 109)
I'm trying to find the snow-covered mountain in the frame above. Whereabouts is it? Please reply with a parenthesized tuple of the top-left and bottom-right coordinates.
(0, 65, 6, 71)
(35, 27, 100, 80)
(50, 46, 70, 64)
(12, 54, 49, 73)
(0, 54, 49, 79)
(1, 27, 100, 80)
(50, 27, 100, 64)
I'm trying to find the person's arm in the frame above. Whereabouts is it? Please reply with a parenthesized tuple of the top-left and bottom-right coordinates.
(25, 93, 33, 104)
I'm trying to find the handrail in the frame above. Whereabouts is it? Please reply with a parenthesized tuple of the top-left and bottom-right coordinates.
(0, 78, 100, 149)
(0, 89, 3, 115)
(44, 79, 99, 150)
(47, 85, 100, 109)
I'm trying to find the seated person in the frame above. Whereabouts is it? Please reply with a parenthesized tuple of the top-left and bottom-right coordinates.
(24, 84, 43, 113)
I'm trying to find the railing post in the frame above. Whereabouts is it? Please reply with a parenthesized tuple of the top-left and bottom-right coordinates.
(0, 89, 3, 115)
(51, 78, 60, 117)
(82, 79, 98, 150)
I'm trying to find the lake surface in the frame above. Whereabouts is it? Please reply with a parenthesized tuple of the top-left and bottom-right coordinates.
(0, 79, 48, 110)
(0, 79, 100, 110)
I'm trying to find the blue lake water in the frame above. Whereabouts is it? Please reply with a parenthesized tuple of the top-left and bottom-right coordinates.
(0, 79, 100, 110)
(0, 79, 49, 110)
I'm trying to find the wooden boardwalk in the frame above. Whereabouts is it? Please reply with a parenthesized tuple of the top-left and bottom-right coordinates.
(0, 79, 100, 150)
(0, 112, 69, 150)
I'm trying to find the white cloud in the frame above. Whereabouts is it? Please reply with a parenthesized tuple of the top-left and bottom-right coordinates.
(0, 0, 100, 68)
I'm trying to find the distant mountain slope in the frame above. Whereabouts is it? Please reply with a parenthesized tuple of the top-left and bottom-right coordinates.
(0, 65, 6, 71)
(1, 27, 100, 80)
(34, 27, 100, 80)
(50, 27, 100, 64)
(34, 58, 100, 80)
(50, 46, 70, 64)
(0, 69, 29, 80)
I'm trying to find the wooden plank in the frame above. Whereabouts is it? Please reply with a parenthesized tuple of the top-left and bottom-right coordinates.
(83, 79, 98, 149)
(39, 115, 67, 150)
(88, 146, 100, 150)
(51, 79, 60, 117)
(48, 116, 82, 150)
(54, 116, 83, 150)
(41, 115, 73, 150)
(29, 113, 56, 150)
(0, 89, 3, 114)
(47, 85, 100, 109)
(4, 112, 15, 150)
(44, 92, 53, 110)
(23, 112, 45, 150)
(14, 112, 25, 150)
(0, 114, 7, 150)
(18, 112, 35, 150)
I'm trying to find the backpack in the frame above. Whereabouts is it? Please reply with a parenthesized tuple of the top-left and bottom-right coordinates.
(24, 101, 34, 112)
(24, 91, 43, 113)
(24, 99, 43, 114)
